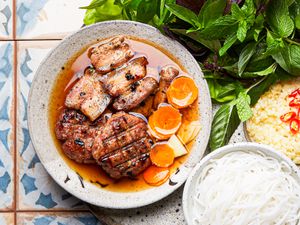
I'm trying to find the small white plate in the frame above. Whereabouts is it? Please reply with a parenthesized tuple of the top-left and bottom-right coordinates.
(28, 21, 212, 209)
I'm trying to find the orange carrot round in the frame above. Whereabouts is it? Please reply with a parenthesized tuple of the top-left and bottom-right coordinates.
(148, 105, 182, 140)
(167, 76, 198, 109)
(143, 166, 170, 186)
(150, 143, 175, 167)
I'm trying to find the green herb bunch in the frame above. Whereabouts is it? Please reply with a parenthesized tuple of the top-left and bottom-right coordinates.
(81, 0, 300, 150)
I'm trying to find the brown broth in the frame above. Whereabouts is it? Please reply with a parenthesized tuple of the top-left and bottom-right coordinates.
(48, 36, 199, 192)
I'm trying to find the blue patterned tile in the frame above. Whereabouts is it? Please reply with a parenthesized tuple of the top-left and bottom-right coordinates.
(16, 0, 90, 39)
(0, 0, 13, 39)
(0, 41, 14, 210)
(0, 213, 14, 225)
(17, 212, 102, 225)
(17, 41, 86, 210)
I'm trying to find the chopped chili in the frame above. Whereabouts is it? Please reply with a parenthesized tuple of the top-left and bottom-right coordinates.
(280, 112, 296, 122)
(290, 119, 300, 135)
(289, 98, 300, 107)
(288, 88, 300, 98)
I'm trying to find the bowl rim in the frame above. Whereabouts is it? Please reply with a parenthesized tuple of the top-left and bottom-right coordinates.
(182, 142, 300, 225)
(27, 20, 213, 209)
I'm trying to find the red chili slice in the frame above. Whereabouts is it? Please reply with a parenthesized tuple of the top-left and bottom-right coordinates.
(289, 98, 300, 107)
(290, 119, 300, 135)
(280, 112, 296, 122)
(289, 88, 300, 98)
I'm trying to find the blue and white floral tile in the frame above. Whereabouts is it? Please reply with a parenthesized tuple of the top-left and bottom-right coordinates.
(16, 0, 90, 39)
(0, 41, 14, 210)
(0, 213, 14, 224)
(17, 41, 86, 210)
(0, 0, 13, 39)
(17, 212, 102, 225)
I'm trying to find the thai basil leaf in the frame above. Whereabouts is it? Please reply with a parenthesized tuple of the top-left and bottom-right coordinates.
(219, 33, 237, 56)
(236, 91, 253, 122)
(137, 0, 158, 23)
(198, 0, 226, 28)
(247, 73, 278, 105)
(176, 0, 205, 14)
(210, 103, 240, 150)
(206, 78, 242, 103)
(266, 0, 294, 37)
(242, 63, 277, 78)
(253, 14, 264, 41)
(238, 42, 257, 76)
(199, 15, 238, 39)
(165, 3, 199, 27)
(171, 29, 221, 51)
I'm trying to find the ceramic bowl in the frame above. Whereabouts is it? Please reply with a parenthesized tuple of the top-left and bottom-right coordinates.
(28, 20, 212, 209)
(182, 142, 300, 224)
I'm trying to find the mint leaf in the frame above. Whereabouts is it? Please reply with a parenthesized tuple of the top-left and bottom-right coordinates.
(238, 42, 257, 76)
(296, 14, 300, 29)
(265, 30, 284, 55)
(165, 3, 199, 27)
(271, 43, 300, 76)
(80, 0, 107, 9)
(266, 0, 294, 37)
(198, 0, 226, 28)
(236, 92, 253, 122)
(237, 20, 248, 42)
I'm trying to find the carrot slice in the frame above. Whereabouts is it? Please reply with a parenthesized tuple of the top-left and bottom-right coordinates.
(143, 166, 170, 186)
(148, 105, 182, 140)
(167, 76, 198, 109)
(150, 143, 175, 167)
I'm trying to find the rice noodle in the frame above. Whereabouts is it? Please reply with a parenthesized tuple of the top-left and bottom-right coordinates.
(192, 151, 300, 225)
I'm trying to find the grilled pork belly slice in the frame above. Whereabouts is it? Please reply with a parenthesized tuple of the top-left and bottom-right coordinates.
(65, 70, 111, 121)
(131, 94, 155, 117)
(113, 77, 159, 111)
(89, 36, 134, 74)
(92, 112, 153, 179)
(103, 57, 148, 97)
(153, 66, 179, 109)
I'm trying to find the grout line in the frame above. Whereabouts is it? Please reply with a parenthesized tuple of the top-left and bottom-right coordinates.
(12, 0, 16, 40)
(13, 39, 17, 225)
(12, 2, 17, 223)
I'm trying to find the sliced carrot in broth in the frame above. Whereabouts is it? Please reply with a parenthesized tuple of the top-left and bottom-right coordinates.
(167, 76, 198, 109)
(143, 166, 170, 186)
(150, 143, 175, 167)
(148, 105, 182, 140)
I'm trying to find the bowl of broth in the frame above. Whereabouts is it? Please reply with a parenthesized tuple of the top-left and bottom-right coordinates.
(28, 21, 212, 208)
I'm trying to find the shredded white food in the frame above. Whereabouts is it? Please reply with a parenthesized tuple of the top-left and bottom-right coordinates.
(192, 151, 300, 225)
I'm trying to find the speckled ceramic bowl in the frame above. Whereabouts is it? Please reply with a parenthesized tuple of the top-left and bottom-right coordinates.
(183, 142, 300, 225)
(28, 21, 212, 209)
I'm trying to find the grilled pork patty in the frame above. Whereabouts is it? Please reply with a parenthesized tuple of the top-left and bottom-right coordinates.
(89, 36, 134, 74)
(92, 112, 153, 179)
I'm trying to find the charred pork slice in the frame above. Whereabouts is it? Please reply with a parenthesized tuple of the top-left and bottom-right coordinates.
(113, 77, 159, 111)
(92, 112, 153, 179)
(153, 66, 179, 109)
(103, 57, 148, 97)
(89, 36, 134, 74)
(65, 71, 111, 121)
